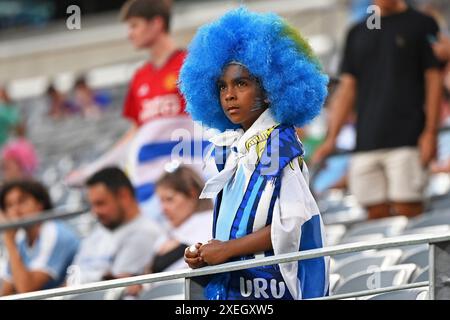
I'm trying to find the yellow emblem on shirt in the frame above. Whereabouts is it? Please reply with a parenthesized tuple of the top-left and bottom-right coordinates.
(163, 73, 178, 91)
(245, 125, 277, 163)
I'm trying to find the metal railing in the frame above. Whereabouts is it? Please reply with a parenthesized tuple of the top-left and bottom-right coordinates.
(2, 232, 450, 300)
(0, 206, 89, 232)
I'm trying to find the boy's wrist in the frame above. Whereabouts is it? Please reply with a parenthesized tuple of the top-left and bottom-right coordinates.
(224, 239, 238, 260)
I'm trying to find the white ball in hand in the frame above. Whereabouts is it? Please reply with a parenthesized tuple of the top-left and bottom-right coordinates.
(189, 244, 198, 253)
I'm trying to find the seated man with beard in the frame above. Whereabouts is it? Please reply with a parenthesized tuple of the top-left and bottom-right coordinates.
(66, 167, 162, 285)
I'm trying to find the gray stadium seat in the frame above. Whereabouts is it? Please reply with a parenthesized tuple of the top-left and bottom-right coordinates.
(402, 225, 450, 236)
(325, 224, 346, 246)
(412, 267, 429, 283)
(329, 274, 341, 294)
(67, 290, 108, 300)
(66, 288, 123, 300)
(398, 247, 428, 269)
(332, 249, 402, 281)
(366, 288, 428, 300)
(406, 210, 450, 230)
(341, 216, 408, 241)
(338, 233, 385, 245)
(138, 280, 184, 300)
(322, 207, 367, 226)
(333, 264, 417, 295)
(331, 249, 378, 264)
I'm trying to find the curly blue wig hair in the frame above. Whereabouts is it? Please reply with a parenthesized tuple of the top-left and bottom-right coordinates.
(179, 7, 328, 132)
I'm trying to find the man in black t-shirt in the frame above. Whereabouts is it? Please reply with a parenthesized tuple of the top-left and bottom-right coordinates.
(313, 0, 443, 219)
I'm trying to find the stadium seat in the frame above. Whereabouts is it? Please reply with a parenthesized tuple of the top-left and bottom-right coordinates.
(338, 233, 385, 245)
(406, 210, 450, 230)
(325, 224, 346, 246)
(333, 264, 417, 295)
(412, 267, 429, 283)
(402, 225, 450, 236)
(64, 287, 124, 300)
(138, 280, 184, 300)
(398, 246, 429, 270)
(366, 288, 428, 300)
(341, 216, 408, 241)
(329, 274, 341, 294)
(332, 249, 402, 281)
(322, 207, 367, 226)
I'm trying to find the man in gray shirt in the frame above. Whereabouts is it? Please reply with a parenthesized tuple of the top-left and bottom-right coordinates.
(67, 167, 163, 285)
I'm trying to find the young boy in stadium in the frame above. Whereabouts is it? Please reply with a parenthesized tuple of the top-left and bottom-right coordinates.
(181, 8, 329, 300)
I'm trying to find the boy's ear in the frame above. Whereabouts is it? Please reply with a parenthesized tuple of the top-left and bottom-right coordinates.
(153, 15, 166, 32)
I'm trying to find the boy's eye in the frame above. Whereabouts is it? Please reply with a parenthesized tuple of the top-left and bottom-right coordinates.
(218, 83, 226, 91)
(237, 80, 247, 87)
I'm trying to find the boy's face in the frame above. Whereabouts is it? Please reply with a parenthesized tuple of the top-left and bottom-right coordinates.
(126, 16, 161, 49)
(218, 64, 267, 131)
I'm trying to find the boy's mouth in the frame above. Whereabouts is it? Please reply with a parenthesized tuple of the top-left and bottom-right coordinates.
(226, 106, 240, 114)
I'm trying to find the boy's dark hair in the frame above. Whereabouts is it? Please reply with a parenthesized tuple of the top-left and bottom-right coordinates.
(0, 180, 53, 212)
(86, 167, 135, 197)
(120, 0, 172, 32)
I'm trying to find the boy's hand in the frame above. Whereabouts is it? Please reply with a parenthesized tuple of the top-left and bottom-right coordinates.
(198, 240, 232, 265)
(0, 214, 18, 244)
(184, 243, 207, 269)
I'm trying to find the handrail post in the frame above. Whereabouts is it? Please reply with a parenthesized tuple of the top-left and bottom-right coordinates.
(184, 278, 191, 300)
(430, 240, 450, 300)
(429, 244, 436, 300)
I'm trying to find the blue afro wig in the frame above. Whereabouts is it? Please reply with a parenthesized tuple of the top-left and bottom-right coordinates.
(179, 7, 329, 132)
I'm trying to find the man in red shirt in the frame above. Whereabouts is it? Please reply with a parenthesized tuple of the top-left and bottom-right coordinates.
(66, 0, 200, 199)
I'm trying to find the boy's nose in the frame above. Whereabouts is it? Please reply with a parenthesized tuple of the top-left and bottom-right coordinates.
(224, 89, 236, 101)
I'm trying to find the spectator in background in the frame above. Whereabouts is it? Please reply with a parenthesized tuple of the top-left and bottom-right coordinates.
(66, 167, 162, 285)
(0, 138, 38, 182)
(72, 77, 102, 119)
(0, 180, 79, 296)
(45, 85, 73, 120)
(0, 86, 21, 149)
(312, 0, 443, 219)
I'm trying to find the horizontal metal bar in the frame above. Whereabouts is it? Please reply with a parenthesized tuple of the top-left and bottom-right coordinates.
(3, 233, 450, 300)
(0, 206, 89, 231)
(311, 282, 429, 300)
